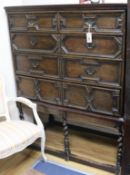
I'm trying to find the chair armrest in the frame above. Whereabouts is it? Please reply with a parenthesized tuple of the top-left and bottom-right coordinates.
(7, 97, 44, 129)
(8, 97, 36, 108)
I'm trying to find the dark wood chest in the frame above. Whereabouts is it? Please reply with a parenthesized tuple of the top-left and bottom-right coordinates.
(5, 4, 130, 175)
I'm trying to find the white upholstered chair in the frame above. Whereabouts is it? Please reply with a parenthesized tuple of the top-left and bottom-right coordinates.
(0, 75, 46, 160)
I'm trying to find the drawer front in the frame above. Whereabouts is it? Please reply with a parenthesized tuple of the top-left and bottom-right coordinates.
(8, 13, 58, 32)
(14, 54, 60, 79)
(63, 57, 122, 88)
(11, 33, 60, 54)
(61, 34, 123, 59)
(59, 11, 125, 34)
(8, 11, 125, 34)
(17, 76, 62, 105)
(63, 82, 121, 116)
(67, 111, 118, 134)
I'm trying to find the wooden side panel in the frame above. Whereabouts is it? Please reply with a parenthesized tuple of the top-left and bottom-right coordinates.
(121, 2, 130, 175)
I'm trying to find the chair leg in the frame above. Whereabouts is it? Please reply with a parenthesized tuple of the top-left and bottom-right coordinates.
(41, 136, 47, 161)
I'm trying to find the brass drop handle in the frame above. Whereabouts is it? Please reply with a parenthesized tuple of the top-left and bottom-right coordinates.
(80, 76, 100, 83)
(26, 15, 39, 31)
(29, 69, 45, 76)
(27, 22, 39, 30)
(85, 66, 96, 75)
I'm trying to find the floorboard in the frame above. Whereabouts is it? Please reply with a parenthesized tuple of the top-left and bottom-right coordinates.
(0, 149, 114, 175)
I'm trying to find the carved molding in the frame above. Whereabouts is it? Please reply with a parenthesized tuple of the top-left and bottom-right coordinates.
(9, 16, 15, 28)
(82, 13, 124, 33)
(82, 15, 96, 32)
(116, 14, 123, 29)
(34, 79, 41, 100)
(52, 14, 58, 29)
(61, 35, 122, 59)
(62, 112, 70, 160)
(112, 90, 120, 115)
(26, 14, 39, 30)
(116, 122, 124, 175)
(63, 83, 121, 116)
(11, 34, 60, 54)
(16, 76, 22, 96)
(59, 14, 66, 29)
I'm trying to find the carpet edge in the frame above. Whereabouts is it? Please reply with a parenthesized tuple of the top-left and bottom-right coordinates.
(32, 159, 95, 175)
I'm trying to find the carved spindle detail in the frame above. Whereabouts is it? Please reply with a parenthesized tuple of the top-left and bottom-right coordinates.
(85, 86, 95, 112)
(112, 90, 120, 115)
(62, 112, 70, 160)
(116, 15, 123, 29)
(34, 80, 41, 100)
(116, 122, 123, 175)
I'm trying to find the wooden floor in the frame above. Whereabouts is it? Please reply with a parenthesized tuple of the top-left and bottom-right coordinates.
(45, 126, 117, 166)
(0, 149, 114, 175)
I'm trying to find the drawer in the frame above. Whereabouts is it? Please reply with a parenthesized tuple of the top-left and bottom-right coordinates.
(59, 11, 125, 34)
(11, 33, 60, 54)
(61, 34, 123, 59)
(63, 82, 121, 116)
(14, 54, 60, 79)
(63, 57, 122, 88)
(8, 10, 125, 35)
(16, 76, 62, 105)
(66, 111, 118, 135)
(8, 13, 58, 32)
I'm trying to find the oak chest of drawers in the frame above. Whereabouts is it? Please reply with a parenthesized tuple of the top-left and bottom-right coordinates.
(5, 4, 130, 175)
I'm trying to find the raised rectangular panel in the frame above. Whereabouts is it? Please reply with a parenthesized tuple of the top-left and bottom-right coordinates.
(11, 33, 60, 54)
(59, 11, 125, 34)
(8, 13, 58, 32)
(61, 34, 122, 59)
(63, 57, 122, 88)
(14, 54, 60, 79)
(16, 76, 62, 105)
(63, 82, 121, 116)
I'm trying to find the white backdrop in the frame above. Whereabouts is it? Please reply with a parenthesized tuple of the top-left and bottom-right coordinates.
(0, 0, 127, 119)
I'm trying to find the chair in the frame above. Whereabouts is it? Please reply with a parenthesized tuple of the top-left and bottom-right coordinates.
(0, 75, 46, 160)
